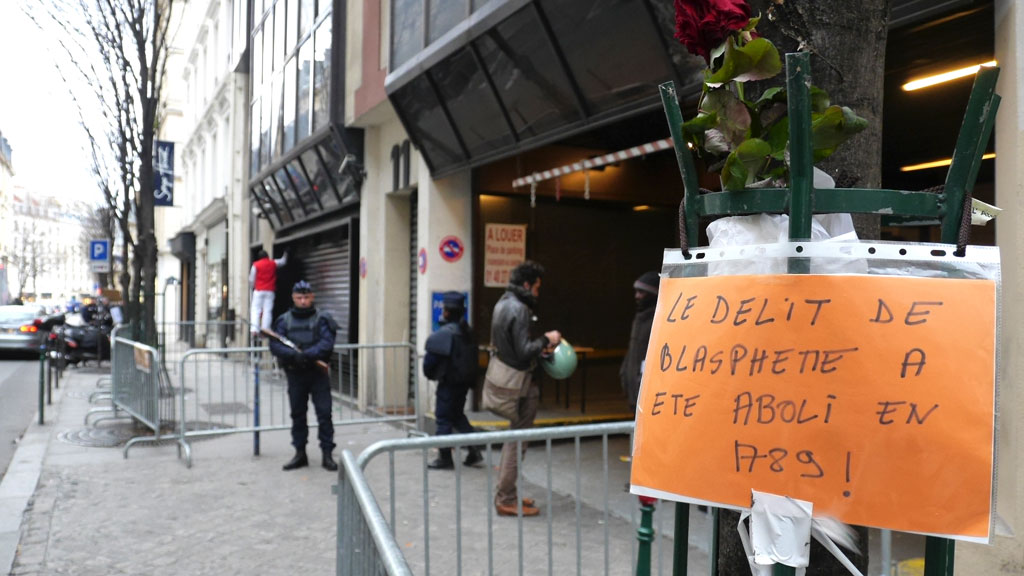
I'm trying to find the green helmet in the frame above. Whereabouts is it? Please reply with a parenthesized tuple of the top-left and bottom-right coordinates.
(541, 337, 578, 380)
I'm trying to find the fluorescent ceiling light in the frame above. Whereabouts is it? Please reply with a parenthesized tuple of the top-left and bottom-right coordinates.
(902, 60, 997, 91)
(900, 153, 995, 172)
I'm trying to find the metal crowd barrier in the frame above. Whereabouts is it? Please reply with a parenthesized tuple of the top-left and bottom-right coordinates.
(337, 422, 707, 576)
(173, 342, 419, 467)
(156, 320, 251, 374)
(112, 336, 186, 458)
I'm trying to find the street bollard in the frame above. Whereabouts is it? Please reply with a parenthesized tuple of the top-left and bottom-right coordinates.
(636, 496, 656, 576)
(38, 345, 45, 425)
(253, 349, 261, 456)
(46, 346, 52, 405)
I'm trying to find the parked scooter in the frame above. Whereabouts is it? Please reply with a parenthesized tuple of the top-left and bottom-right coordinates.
(52, 305, 113, 366)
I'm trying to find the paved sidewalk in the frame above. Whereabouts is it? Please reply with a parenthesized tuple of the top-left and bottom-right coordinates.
(1, 364, 916, 576)
(2, 367, 406, 576)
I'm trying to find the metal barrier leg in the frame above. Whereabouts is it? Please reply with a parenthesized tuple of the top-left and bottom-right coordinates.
(637, 498, 655, 576)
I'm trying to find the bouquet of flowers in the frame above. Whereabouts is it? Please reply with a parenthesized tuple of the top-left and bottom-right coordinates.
(673, 0, 866, 191)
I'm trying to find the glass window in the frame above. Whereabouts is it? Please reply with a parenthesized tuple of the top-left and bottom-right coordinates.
(299, 0, 314, 39)
(274, 169, 307, 218)
(271, 72, 283, 158)
(540, 0, 672, 115)
(391, 0, 424, 69)
(430, 47, 514, 156)
(428, 0, 464, 44)
(263, 10, 274, 85)
(390, 75, 464, 171)
(259, 182, 286, 228)
(260, 90, 271, 166)
(475, 9, 581, 139)
(312, 19, 331, 130)
(318, 137, 358, 202)
(252, 27, 263, 89)
(287, 159, 320, 212)
(471, 0, 489, 11)
(286, 0, 298, 54)
(261, 178, 294, 225)
(283, 56, 296, 151)
(301, 148, 339, 210)
(250, 100, 261, 177)
(274, 0, 286, 72)
(251, 185, 282, 228)
(297, 38, 312, 143)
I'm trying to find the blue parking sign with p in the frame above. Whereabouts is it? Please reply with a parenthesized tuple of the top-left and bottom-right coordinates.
(90, 240, 109, 261)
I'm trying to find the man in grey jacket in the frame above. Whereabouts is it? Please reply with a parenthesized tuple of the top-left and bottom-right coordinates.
(491, 260, 561, 517)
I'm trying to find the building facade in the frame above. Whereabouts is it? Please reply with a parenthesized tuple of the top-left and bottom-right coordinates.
(7, 190, 90, 302)
(245, 0, 363, 348)
(167, 0, 250, 345)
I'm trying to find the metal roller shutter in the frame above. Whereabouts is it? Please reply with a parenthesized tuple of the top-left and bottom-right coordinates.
(280, 226, 352, 343)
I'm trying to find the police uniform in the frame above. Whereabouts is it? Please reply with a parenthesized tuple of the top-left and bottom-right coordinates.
(268, 281, 338, 471)
(423, 292, 482, 469)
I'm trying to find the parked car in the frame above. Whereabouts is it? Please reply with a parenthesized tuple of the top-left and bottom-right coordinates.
(0, 305, 51, 356)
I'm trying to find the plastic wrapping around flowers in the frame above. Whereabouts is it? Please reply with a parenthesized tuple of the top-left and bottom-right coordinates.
(541, 337, 578, 380)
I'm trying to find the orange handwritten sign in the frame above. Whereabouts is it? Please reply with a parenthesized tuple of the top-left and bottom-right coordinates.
(630, 274, 996, 540)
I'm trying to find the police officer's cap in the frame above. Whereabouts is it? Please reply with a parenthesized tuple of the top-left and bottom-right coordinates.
(292, 280, 313, 294)
(441, 291, 465, 310)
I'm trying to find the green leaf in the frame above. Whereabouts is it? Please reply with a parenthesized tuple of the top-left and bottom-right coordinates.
(706, 37, 782, 87)
(755, 87, 785, 108)
(743, 15, 761, 32)
(701, 89, 751, 148)
(811, 105, 868, 161)
(766, 118, 790, 160)
(681, 113, 718, 136)
(809, 86, 830, 114)
(721, 138, 771, 191)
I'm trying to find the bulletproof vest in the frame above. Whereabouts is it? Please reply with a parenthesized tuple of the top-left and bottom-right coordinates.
(285, 310, 320, 349)
(443, 322, 479, 386)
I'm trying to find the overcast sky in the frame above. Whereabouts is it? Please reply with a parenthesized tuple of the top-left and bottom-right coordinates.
(0, 1, 101, 205)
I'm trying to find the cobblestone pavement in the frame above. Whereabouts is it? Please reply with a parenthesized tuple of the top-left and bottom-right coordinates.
(5, 367, 405, 576)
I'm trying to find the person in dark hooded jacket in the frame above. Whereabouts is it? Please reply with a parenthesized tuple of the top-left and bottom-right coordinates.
(422, 291, 483, 470)
(620, 271, 659, 412)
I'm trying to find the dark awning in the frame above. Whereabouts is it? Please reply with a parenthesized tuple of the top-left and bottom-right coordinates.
(385, 0, 705, 178)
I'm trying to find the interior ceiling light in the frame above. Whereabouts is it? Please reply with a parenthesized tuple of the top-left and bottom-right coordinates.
(633, 205, 652, 212)
(900, 153, 995, 172)
(902, 60, 997, 91)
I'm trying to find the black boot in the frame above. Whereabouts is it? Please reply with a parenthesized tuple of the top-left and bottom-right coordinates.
(322, 451, 338, 471)
(282, 450, 308, 471)
(427, 449, 454, 470)
(463, 447, 483, 467)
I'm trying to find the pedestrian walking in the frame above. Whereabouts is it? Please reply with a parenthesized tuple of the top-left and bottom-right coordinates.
(249, 249, 287, 337)
(423, 291, 483, 470)
(620, 271, 659, 413)
(268, 280, 339, 472)
(489, 261, 560, 517)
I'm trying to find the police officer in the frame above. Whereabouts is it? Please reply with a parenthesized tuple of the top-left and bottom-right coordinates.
(269, 280, 339, 472)
(423, 292, 482, 469)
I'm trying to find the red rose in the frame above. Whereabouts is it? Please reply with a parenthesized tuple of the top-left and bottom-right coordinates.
(674, 0, 751, 64)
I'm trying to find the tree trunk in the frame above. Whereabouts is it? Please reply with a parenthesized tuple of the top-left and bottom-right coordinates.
(712, 2, 891, 575)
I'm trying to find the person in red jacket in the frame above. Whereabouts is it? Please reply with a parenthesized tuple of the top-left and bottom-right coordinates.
(249, 249, 287, 337)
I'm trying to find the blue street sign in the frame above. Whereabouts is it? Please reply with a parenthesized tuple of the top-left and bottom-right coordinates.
(431, 291, 469, 331)
(89, 240, 109, 261)
(154, 140, 174, 206)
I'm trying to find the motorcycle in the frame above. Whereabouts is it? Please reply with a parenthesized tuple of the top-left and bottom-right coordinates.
(51, 309, 113, 367)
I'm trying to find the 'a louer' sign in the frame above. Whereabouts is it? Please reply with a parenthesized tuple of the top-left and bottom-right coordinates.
(483, 223, 526, 287)
(630, 274, 996, 541)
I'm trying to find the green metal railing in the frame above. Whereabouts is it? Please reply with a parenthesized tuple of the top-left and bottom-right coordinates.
(639, 52, 1001, 576)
